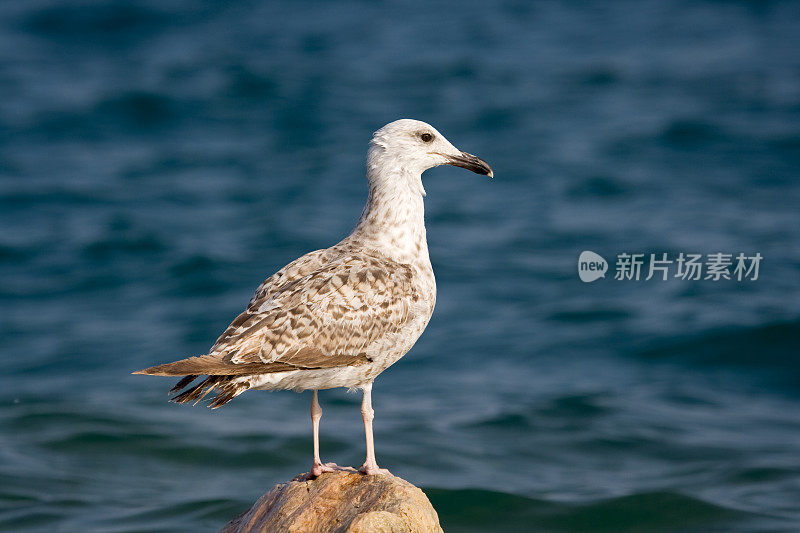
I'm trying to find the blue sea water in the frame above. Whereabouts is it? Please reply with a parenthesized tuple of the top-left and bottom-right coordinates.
(1, 0, 800, 531)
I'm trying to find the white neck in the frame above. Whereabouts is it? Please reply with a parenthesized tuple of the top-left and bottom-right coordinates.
(350, 168, 429, 266)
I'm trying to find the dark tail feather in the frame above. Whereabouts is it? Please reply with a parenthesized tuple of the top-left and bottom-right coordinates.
(170, 375, 198, 393)
(170, 375, 250, 408)
(208, 380, 248, 409)
(171, 376, 223, 404)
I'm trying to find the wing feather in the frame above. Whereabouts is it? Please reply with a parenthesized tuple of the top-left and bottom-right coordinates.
(210, 249, 419, 370)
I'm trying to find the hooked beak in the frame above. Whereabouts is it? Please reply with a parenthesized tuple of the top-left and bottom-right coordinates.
(438, 151, 494, 178)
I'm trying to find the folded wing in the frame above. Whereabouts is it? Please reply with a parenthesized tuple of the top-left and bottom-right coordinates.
(135, 249, 419, 376)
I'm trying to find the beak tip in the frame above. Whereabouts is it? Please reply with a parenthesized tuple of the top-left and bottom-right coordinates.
(443, 151, 494, 178)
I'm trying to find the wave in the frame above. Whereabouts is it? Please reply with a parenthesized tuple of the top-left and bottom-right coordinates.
(424, 488, 754, 533)
(636, 319, 800, 372)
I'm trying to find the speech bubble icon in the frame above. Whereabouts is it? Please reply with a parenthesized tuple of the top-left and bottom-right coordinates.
(578, 251, 608, 282)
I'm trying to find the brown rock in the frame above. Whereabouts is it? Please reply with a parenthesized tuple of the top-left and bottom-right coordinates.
(220, 468, 443, 533)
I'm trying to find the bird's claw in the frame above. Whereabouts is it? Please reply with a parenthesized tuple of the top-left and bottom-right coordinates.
(309, 462, 338, 479)
(358, 462, 390, 476)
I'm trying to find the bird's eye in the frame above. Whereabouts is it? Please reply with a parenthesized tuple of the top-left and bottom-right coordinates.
(420, 132, 434, 143)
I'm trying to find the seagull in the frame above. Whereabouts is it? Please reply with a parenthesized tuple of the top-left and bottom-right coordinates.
(134, 119, 492, 476)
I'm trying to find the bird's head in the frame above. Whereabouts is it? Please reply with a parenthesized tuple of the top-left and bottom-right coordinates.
(367, 119, 493, 193)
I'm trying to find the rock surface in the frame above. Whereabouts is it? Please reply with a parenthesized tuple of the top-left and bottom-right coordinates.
(220, 467, 444, 533)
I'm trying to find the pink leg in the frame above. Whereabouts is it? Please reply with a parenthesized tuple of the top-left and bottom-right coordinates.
(359, 382, 390, 475)
(310, 390, 336, 477)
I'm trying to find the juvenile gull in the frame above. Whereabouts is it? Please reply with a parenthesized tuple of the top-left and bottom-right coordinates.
(135, 119, 493, 476)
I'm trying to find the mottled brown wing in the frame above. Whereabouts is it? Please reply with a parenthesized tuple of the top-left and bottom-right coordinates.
(210, 252, 419, 369)
(209, 248, 327, 350)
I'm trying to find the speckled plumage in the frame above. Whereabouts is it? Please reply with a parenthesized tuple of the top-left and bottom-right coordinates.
(136, 119, 492, 475)
(135, 119, 491, 423)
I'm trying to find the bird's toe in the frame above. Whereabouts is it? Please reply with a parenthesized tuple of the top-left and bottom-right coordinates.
(308, 462, 339, 478)
(358, 463, 390, 476)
